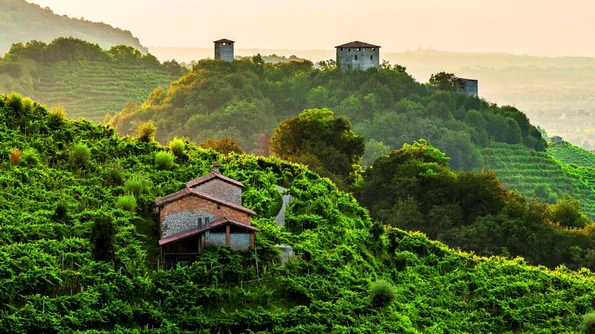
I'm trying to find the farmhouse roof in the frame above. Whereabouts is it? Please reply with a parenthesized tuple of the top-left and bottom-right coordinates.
(154, 187, 256, 216)
(185, 172, 245, 188)
(214, 39, 235, 43)
(335, 41, 381, 49)
(158, 217, 259, 246)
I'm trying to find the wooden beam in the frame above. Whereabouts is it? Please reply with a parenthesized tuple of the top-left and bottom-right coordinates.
(226, 225, 230, 247)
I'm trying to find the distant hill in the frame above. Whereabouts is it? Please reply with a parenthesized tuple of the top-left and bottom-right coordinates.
(0, 38, 182, 121)
(149, 47, 595, 149)
(0, 0, 147, 54)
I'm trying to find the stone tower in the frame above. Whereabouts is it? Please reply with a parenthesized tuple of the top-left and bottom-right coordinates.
(214, 39, 235, 62)
(456, 78, 479, 97)
(335, 41, 380, 71)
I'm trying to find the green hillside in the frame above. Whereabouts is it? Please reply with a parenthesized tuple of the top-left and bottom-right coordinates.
(0, 0, 146, 54)
(481, 143, 595, 219)
(0, 38, 182, 121)
(4, 94, 595, 332)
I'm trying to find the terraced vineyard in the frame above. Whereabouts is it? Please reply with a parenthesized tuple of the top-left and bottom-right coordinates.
(481, 143, 595, 219)
(29, 61, 178, 121)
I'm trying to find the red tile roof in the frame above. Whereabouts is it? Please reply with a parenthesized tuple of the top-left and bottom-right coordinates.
(335, 41, 381, 49)
(158, 217, 258, 246)
(185, 172, 244, 188)
(154, 187, 257, 216)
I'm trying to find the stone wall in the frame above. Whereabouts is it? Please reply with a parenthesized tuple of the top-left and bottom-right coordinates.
(159, 195, 251, 238)
(230, 234, 251, 250)
(214, 43, 234, 62)
(206, 232, 227, 247)
(193, 179, 242, 204)
(336, 47, 380, 71)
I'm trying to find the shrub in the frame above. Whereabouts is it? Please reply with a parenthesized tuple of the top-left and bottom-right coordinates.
(50, 107, 66, 121)
(136, 121, 157, 142)
(155, 151, 174, 170)
(8, 147, 21, 165)
(103, 162, 125, 186)
(21, 148, 40, 166)
(90, 216, 116, 262)
(124, 175, 145, 197)
(368, 280, 395, 309)
(583, 312, 595, 334)
(53, 201, 68, 220)
(169, 137, 186, 156)
(70, 143, 91, 169)
(116, 195, 137, 211)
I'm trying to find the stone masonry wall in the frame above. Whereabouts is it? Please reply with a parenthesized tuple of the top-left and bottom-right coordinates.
(160, 195, 252, 238)
(193, 179, 242, 204)
(336, 47, 380, 71)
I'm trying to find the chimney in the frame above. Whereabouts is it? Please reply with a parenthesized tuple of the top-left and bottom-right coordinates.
(213, 162, 220, 174)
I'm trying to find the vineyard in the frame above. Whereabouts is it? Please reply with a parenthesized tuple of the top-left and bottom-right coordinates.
(481, 143, 595, 219)
(29, 61, 177, 121)
(3, 93, 595, 332)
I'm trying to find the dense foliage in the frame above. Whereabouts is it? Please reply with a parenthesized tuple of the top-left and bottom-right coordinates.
(359, 139, 595, 271)
(0, 0, 146, 54)
(0, 38, 182, 121)
(271, 108, 364, 187)
(108, 58, 546, 170)
(4, 93, 595, 332)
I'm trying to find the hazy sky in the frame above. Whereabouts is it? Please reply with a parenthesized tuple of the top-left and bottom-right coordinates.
(27, 0, 595, 56)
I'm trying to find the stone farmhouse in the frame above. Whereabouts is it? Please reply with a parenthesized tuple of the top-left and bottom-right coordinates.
(155, 163, 257, 268)
(335, 41, 381, 71)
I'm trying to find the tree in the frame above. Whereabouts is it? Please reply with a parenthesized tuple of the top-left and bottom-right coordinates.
(429, 72, 459, 91)
(201, 135, 245, 155)
(270, 108, 365, 186)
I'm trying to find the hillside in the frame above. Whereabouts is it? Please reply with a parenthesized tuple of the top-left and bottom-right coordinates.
(481, 143, 595, 219)
(148, 47, 595, 149)
(0, 38, 182, 121)
(0, 0, 146, 54)
(3, 93, 595, 332)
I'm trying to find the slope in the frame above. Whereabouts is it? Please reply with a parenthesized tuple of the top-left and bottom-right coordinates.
(0, 38, 182, 121)
(2, 93, 595, 332)
(0, 0, 146, 54)
(481, 143, 595, 219)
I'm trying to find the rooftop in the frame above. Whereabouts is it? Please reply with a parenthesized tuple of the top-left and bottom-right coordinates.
(214, 38, 235, 44)
(335, 41, 381, 49)
(154, 187, 257, 216)
(186, 172, 244, 189)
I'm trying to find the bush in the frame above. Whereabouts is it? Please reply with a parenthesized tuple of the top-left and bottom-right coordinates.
(155, 151, 174, 170)
(8, 147, 21, 165)
(136, 121, 156, 142)
(169, 137, 186, 157)
(368, 280, 395, 309)
(116, 195, 137, 211)
(584, 312, 595, 334)
(50, 107, 66, 121)
(21, 148, 40, 166)
(90, 216, 116, 262)
(124, 175, 145, 197)
(103, 162, 125, 186)
(70, 143, 91, 169)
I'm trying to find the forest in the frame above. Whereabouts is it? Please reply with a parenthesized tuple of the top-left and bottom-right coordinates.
(3, 93, 595, 332)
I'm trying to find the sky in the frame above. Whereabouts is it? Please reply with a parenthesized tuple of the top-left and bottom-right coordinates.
(26, 0, 595, 56)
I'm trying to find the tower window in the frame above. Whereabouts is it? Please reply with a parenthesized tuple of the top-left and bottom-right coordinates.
(348, 49, 351, 52)
(358, 48, 362, 51)
(370, 55, 373, 60)
(354, 55, 358, 60)
(340, 48, 343, 51)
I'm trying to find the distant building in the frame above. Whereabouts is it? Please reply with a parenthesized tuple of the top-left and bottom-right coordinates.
(335, 41, 380, 71)
(551, 136, 563, 144)
(155, 163, 258, 269)
(457, 78, 479, 97)
(214, 38, 235, 62)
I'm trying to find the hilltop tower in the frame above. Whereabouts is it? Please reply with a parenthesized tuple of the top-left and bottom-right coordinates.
(456, 78, 479, 97)
(214, 39, 235, 62)
(335, 41, 380, 71)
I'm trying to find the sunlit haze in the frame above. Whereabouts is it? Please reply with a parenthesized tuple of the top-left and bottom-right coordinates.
(26, 0, 595, 56)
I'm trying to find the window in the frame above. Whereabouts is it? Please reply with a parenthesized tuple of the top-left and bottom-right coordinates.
(340, 48, 343, 51)
(217, 205, 221, 209)
(370, 55, 373, 60)
(354, 55, 358, 60)
(372, 48, 376, 51)
(348, 48, 351, 52)
(358, 48, 362, 51)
